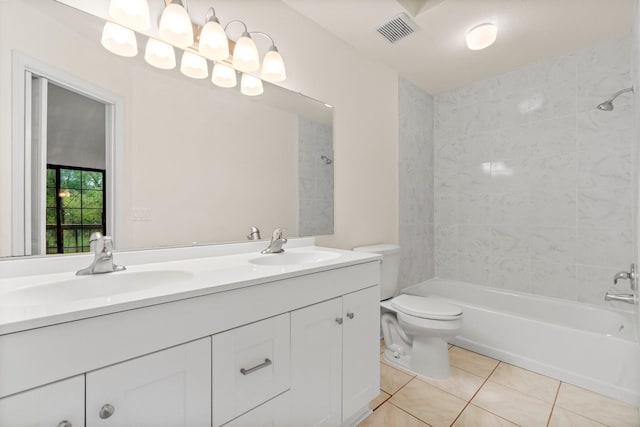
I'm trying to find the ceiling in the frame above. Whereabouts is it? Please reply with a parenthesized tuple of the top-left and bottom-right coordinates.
(283, 0, 636, 94)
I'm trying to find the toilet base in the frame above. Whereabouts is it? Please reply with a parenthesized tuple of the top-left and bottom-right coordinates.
(410, 336, 450, 379)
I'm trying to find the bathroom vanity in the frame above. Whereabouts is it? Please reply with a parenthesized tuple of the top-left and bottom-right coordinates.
(0, 239, 381, 427)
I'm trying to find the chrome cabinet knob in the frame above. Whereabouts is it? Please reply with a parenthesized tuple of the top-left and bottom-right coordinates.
(99, 404, 115, 419)
(57, 421, 72, 427)
(335, 317, 343, 325)
(346, 312, 355, 319)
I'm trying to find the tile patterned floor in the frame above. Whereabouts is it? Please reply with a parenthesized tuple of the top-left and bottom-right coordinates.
(359, 342, 640, 427)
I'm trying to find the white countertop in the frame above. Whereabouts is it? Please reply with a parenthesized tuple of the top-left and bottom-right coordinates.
(0, 243, 381, 335)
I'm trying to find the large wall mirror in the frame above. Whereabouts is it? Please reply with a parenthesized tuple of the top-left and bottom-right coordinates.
(0, 0, 334, 257)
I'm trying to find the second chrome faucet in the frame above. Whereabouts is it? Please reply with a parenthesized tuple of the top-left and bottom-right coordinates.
(261, 228, 287, 254)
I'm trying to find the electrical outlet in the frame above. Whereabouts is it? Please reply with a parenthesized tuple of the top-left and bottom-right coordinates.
(132, 207, 152, 221)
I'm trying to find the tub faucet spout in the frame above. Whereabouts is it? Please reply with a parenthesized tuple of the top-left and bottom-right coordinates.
(604, 293, 636, 304)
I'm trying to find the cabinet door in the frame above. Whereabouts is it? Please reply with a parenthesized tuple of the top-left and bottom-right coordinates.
(224, 391, 291, 427)
(342, 286, 381, 422)
(290, 298, 342, 427)
(0, 375, 84, 427)
(86, 338, 211, 427)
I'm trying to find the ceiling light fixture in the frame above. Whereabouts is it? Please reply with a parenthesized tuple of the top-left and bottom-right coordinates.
(466, 23, 497, 50)
(102, 0, 286, 96)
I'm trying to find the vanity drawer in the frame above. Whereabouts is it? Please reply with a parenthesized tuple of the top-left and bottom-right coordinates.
(223, 391, 291, 427)
(212, 313, 290, 426)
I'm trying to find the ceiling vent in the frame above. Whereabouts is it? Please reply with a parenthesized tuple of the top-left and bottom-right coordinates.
(376, 13, 419, 44)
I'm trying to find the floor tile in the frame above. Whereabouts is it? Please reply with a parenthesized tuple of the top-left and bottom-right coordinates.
(489, 362, 560, 403)
(390, 378, 468, 427)
(380, 339, 385, 354)
(472, 380, 553, 427)
(548, 406, 607, 427)
(369, 390, 391, 411)
(555, 383, 640, 427)
(452, 404, 518, 427)
(418, 365, 485, 401)
(449, 346, 499, 378)
(358, 402, 428, 427)
(380, 362, 414, 395)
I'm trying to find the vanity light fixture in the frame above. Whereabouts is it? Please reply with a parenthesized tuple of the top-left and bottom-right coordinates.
(101, 22, 138, 57)
(211, 63, 237, 88)
(227, 21, 260, 73)
(199, 8, 229, 60)
(180, 51, 209, 79)
(101, 0, 287, 96)
(158, 0, 194, 48)
(108, 0, 150, 33)
(241, 73, 264, 96)
(466, 23, 497, 50)
(144, 38, 176, 69)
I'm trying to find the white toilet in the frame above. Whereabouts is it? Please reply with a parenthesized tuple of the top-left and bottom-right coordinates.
(353, 244, 463, 379)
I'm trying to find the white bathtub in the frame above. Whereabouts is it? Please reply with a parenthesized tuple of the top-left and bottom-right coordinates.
(403, 278, 640, 406)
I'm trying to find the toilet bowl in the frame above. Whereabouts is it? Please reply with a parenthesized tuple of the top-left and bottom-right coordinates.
(353, 244, 463, 379)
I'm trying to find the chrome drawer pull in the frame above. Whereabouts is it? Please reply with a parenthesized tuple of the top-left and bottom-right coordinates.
(99, 404, 115, 419)
(240, 358, 272, 375)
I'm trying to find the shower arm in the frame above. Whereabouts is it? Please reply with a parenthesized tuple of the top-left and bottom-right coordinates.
(605, 86, 634, 103)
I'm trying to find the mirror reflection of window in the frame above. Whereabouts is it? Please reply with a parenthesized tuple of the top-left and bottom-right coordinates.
(46, 165, 105, 254)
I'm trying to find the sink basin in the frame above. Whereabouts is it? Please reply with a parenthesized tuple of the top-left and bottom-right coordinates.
(248, 251, 340, 266)
(0, 270, 194, 306)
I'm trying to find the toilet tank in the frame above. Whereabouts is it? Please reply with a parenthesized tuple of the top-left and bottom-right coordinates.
(353, 244, 400, 300)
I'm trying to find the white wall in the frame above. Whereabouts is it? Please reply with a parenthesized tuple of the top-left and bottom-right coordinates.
(434, 36, 636, 310)
(0, 0, 399, 255)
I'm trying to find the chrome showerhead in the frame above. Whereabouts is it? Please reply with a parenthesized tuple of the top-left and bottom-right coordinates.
(596, 86, 634, 111)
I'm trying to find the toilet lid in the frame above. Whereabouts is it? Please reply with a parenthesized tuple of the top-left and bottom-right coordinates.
(391, 294, 462, 320)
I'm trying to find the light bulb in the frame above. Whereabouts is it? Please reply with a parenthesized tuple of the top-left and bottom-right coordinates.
(211, 63, 237, 88)
(159, 3, 194, 48)
(261, 48, 286, 82)
(144, 38, 176, 69)
(466, 23, 497, 50)
(240, 73, 263, 96)
(180, 51, 208, 79)
(232, 33, 260, 73)
(101, 22, 138, 57)
(199, 20, 229, 60)
(108, 0, 150, 32)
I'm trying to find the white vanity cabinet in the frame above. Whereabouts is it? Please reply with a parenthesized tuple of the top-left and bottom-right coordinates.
(290, 285, 380, 427)
(0, 375, 84, 427)
(85, 338, 211, 427)
(0, 249, 381, 427)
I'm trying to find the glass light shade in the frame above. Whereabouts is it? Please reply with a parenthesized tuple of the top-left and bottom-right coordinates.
(144, 38, 176, 69)
(240, 73, 263, 96)
(261, 49, 286, 82)
(199, 21, 229, 60)
(108, 0, 150, 32)
(101, 22, 138, 57)
(466, 23, 497, 50)
(180, 52, 208, 79)
(211, 63, 237, 88)
(158, 3, 194, 48)
(232, 34, 260, 73)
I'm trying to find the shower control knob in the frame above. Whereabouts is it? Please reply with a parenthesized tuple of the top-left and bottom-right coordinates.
(335, 317, 343, 325)
(346, 312, 355, 319)
(99, 404, 115, 419)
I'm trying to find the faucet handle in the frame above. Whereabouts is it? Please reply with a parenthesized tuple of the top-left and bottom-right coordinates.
(272, 228, 287, 240)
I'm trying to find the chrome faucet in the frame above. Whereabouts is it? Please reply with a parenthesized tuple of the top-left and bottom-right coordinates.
(76, 232, 126, 275)
(261, 228, 287, 254)
(247, 226, 262, 241)
(613, 263, 638, 290)
(604, 293, 636, 304)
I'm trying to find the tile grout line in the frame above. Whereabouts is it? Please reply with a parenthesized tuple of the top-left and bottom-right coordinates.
(387, 400, 435, 427)
(449, 359, 504, 426)
(545, 380, 562, 427)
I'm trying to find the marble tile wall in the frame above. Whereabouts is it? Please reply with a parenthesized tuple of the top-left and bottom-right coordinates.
(434, 36, 636, 309)
(298, 117, 334, 236)
(398, 77, 435, 288)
